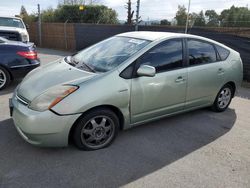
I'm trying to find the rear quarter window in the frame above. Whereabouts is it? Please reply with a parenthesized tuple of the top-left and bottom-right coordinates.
(215, 45, 230, 61)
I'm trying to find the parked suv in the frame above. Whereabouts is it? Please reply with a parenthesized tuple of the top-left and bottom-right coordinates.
(10, 32, 243, 150)
(0, 16, 29, 42)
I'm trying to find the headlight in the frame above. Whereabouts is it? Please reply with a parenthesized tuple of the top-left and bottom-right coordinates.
(21, 33, 28, 42)
(29, 85, 78, 112)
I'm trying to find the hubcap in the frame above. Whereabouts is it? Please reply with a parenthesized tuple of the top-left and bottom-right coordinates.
(0, 69, 6, 89)
(218, 88, 231, 109)
(81, 115, 114, 149)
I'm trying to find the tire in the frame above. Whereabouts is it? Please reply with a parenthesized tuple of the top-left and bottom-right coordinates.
(73, 108, 119, 150)
(212, 84, 233, 112)
(0, 66, 11, 90)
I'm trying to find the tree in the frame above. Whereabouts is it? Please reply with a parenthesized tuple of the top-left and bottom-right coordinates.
(96, 8, 118, 24)
(24, 4, 118, 24)
(160, 19, 171, 25)
(20, 5, 28, 17)
(191, 11, 205, 26)
(42, 7, 57, 22)
(19, 5, 36, 23)
(53, 5, 118, 24)
(60, 0, 85, 5)
(219, 6, 250, 27)
(175, 5, 187, 26)
(205, 10, 219, 27)
(125, 0, 134, 25)
(59, 0, 101, 5)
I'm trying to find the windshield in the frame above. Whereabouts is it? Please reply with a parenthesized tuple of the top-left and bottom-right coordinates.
(0, 17, 25, 28)
(72, 36, 151, 72)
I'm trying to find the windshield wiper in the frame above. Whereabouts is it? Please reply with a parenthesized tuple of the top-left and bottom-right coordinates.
(66, 56, 95, 73)
(81, 62, 95, 73)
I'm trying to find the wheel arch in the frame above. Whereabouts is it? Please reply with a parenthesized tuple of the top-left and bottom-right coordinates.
(225, 81, 236, 97)
(0, 64, 13, 80)
(68, 105, 125, 144)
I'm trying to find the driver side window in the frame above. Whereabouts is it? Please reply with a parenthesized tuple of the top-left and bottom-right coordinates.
(139, 39, 184, 73)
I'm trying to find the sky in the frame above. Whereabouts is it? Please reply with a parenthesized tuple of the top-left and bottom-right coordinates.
(0, 0, 249, 21)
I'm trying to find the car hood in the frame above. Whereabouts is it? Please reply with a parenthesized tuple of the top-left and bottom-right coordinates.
(3, 40, 34, 47)
(17, 59, 96, 101)
(0, 26, 26, 33)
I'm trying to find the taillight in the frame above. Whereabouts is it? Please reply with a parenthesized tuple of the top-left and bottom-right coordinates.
(17, 51, 38, 60)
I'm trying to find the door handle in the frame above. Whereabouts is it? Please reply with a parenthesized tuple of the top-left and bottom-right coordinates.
(175, 76, 185, 83)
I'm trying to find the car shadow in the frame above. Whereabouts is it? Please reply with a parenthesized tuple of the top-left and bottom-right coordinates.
(0, 108, 236, 188)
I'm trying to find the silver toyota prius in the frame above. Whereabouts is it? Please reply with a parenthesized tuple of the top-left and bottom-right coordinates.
(10, 32, 243, 150)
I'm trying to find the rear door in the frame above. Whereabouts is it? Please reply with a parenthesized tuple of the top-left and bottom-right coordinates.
(185, 38, 225, 109)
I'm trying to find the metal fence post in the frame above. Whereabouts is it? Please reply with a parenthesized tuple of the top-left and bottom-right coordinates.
(64, 20, 69, 50)
(38, 4, 42, 46)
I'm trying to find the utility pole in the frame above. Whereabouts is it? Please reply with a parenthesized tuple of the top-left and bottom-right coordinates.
(185, 0, 191, 34)
(135, 0, 140, 31)
(38, 4, 42, 46)
(64, 19, 69, 50)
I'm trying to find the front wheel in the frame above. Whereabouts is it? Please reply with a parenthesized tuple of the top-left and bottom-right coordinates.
(73, 108, 119, 150)
(212, 84, 233, 112)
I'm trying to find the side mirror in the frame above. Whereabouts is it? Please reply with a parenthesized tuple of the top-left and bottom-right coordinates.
(137, 65, 156, 77)
(25, 24, 29, 30)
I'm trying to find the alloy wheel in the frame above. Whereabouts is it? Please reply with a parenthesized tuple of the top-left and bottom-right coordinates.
(80, 115, 115, 149)
(217, 87, 232, 109)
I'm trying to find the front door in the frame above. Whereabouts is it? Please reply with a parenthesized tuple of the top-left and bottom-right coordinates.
(130, 39, 187, 124)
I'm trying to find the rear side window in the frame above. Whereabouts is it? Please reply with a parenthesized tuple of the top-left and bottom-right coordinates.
(139, 39, 183, 73)
(215, 45, 230, 61)
(188, 39, 217, 66)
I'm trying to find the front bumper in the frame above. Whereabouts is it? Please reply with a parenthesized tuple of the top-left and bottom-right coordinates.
(10, 94, 81, 147)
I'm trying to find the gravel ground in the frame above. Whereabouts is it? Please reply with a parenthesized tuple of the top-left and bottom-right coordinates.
(0, 48, 249, 188)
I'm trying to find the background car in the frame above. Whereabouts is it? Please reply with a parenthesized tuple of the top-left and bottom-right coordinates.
(0, 37, 40, 90)
(10, 32, 242, 150)
(0, 16, 29, 42)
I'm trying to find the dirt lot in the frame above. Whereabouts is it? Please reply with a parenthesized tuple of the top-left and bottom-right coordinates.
(0, 48, 250, 188)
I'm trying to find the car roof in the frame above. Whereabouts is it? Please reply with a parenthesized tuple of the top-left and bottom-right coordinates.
(0, 16, 22, 20)
(117, 31, 233, 51)
(117, 31, 217, 42)
(117, 31, 193, 41)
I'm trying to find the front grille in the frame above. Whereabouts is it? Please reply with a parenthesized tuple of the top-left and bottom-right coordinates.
(0, 31, 21, 41)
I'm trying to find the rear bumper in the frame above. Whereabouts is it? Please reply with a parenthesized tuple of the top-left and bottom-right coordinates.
(10, 60, 40, 79)
(10, 94, 81, 147)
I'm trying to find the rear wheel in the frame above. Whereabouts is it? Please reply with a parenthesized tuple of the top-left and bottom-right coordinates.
(73, 108, 119, 150)
(212, 84, 233, 112)
(0, 67, 11, 90)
